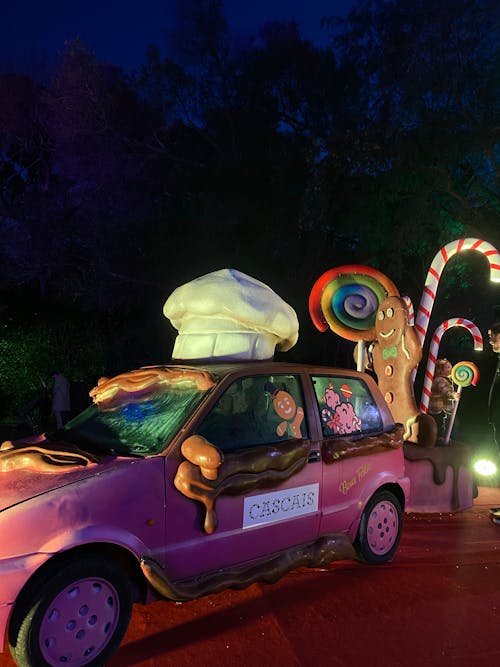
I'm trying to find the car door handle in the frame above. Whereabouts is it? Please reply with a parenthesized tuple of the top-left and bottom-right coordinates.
(308, 451, 321, 463)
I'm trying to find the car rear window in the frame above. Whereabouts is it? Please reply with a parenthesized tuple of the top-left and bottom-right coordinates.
(311, 375, 383, 437)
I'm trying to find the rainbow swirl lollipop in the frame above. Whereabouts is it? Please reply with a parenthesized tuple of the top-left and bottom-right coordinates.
(451, 361, 479, 387)
(309, 265, 399, 342)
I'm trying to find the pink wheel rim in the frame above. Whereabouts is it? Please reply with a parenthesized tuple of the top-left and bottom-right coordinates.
(39, 577, 120, 666)
(365, 500, 399, 555)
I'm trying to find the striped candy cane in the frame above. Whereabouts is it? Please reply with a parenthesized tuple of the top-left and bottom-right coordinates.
(415, 238, 500, 345)
(420, 318, 483, 413)
(402, 295, 414, 326)
(404, 295, 418, 383)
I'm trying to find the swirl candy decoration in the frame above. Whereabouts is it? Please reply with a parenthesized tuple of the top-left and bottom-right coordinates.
(415, 238, 500, 345)
(309, 265, 399, 342)
(420, 318, 483, 413)
(451, 361, 480, 387)
(443, 361, 480, 444)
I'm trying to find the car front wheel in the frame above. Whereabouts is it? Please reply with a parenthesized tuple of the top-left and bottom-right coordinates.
(9, 555, 132, 667)
(354, 490, 403, 564)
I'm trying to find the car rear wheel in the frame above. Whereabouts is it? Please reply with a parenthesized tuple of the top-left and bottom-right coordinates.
(354, 490, 402, 564)
(9, 555, 132, 667)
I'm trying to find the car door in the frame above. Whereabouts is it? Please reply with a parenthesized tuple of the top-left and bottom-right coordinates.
(310, 373, 387, 534)
(162, 372, 322, 581)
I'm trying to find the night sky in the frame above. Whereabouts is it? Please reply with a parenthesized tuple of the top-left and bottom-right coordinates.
(0, 0, 354, 73)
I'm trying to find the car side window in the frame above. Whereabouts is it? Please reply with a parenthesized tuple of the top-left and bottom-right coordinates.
(196, 374, 307, 451)
(311, 375, 383, 437)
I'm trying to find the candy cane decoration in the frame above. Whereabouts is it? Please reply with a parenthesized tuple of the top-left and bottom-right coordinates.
(420, 318, 483, 413)
(415, 238, 500, 345)
(402, 295, 414, 326)
(403, 294, 419, 383)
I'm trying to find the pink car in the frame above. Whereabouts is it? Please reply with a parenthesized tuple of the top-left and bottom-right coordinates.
(0, 362, 409, 667)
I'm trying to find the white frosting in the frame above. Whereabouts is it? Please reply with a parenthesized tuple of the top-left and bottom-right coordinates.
(163, 269, 299, 361)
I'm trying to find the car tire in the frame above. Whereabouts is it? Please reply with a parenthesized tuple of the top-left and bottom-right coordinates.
(8, 555, 132, 667)
(354, 490, 402, 564)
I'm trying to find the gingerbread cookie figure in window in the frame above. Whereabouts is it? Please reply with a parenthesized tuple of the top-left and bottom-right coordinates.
(265, 382, 304, 438)
(371, 296, 437, 447)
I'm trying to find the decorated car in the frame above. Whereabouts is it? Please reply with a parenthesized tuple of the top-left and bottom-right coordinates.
(1, 269, 414, 666)
(0, 361, 409, 667)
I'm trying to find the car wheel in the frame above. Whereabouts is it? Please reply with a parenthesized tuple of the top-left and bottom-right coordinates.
(354, 490, 402, 564)
(9, 555, 132, 667)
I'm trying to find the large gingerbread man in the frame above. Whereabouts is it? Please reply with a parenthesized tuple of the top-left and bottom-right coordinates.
(371, 296, 436, 447)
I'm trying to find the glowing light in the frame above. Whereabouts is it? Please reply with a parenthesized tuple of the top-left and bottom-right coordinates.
(473, 458, 498, 477)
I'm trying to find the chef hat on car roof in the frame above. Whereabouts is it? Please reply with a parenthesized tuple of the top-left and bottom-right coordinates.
(163, 268, 299, 362)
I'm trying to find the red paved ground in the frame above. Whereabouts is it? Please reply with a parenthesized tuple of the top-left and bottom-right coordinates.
(2, 486, 500, 667)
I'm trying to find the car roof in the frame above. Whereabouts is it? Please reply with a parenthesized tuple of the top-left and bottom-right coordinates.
(149, 361, 368, 381)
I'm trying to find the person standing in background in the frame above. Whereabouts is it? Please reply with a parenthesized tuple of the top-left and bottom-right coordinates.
(487, 322, 500, 524)
(487, 323, 500, 457)
(51, 372, 71, 429)
(428, 358, 457, 439)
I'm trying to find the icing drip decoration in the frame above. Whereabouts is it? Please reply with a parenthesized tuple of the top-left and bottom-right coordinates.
(90, 367, 215, 410)
(0, 440, 98, 473)
(174, 435, 309, 534)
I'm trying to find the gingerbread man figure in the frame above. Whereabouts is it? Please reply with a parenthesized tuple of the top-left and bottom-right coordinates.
(371, 296, 436, 446)
(265, 382, 304, 438)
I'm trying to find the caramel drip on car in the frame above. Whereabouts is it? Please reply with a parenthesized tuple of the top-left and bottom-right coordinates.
(0, 440, 98, 473)
(89, 367, 215, 409)
(174, 435, 309, 534)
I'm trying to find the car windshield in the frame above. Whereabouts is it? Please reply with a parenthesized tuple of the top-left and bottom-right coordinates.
(58, 367, 215, 456)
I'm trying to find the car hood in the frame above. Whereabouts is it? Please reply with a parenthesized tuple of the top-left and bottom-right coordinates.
(0, 435, 119, 511)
